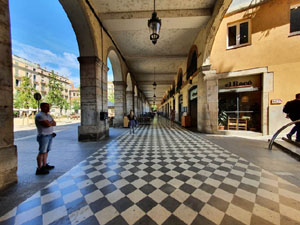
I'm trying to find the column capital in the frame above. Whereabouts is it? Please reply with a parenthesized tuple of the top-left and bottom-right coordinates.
(78, 56, 109, 72)
(78, 56, 101, 64)
(113, 81, 127, 87)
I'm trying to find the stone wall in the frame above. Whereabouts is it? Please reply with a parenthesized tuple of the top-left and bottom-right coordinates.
(0, 0, 17, 190)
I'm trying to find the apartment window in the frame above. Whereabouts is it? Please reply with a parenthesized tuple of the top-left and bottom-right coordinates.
(73, 93, 75, 97)
(16, 79, 20, 87)
(290, 5, 300, 35)
(33, 75, 36, 81)
(34, 84, 37, 89)
(227, 20, 250, 48)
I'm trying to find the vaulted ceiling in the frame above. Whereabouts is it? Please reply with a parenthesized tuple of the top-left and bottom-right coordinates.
(89, 0, 217, 104)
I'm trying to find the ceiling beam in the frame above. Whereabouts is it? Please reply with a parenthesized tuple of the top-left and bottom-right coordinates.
(126, 55, 187, 60)
(99, 8, 212, 20)
(138, 81, 172, 85)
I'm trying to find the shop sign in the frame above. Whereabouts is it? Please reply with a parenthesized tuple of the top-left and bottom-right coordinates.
(190, 87, 197, 101)
(179, 95, 183, 104)
(271, 99, 282, 105)
(225, 80, 253, 88)
(219, 75, 261, 90)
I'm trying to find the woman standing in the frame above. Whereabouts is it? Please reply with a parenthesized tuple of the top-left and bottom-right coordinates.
(128, 110, 136, 134)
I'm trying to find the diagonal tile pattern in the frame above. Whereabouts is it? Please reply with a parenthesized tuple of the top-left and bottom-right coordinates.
(1, 118, 300, 225)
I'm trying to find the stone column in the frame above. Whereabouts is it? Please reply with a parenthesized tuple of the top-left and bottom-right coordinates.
(134, 96, 138, 115)
(126, 91, 134, 115)
(113, 81, 126, 127)
(78, 56, 109, 141)
(0, 0, 17, 190)
(198, 67, 218, 133)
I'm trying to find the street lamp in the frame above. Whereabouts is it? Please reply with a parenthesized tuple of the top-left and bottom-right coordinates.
(148, 0, 161, 45)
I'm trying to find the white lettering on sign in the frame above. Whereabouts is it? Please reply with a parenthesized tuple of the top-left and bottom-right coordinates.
(271, 99, 282, 105)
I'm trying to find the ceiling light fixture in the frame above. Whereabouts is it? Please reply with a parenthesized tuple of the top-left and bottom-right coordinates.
(148, 0, 161, 45)
(152, 67, 157, 89)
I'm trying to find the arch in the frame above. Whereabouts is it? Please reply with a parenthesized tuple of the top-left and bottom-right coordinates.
(186, 45, 198, 81)
(59, 0, 99, 56)
(176, 68, 183, 92)
(126, 73, 133, 92)
(107, 48, 123, 82)
(134, 85, 138, 97)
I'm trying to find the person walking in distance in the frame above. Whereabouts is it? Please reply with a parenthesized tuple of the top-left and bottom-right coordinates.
(283, 93, 300, 142)
(128, 110, 136, 134)
(35, 103, 56, 175)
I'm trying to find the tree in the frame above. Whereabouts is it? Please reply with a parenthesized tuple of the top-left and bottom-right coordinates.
(14, 75, 37, 110)
(46, 72, 68, 114)
(71, 99, 80, 111)
(108, 92, 114, 103)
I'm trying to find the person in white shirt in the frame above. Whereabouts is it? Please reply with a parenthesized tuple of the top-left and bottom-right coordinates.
(35, 103, 56, 175)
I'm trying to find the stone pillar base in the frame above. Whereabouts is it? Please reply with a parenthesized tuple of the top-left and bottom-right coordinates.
(113, 119, 123, 128)
(0, 145, 17, 191)
(78, 125, 109, 142)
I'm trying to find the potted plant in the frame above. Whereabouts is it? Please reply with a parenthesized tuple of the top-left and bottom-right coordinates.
(218, 110, 227, 130)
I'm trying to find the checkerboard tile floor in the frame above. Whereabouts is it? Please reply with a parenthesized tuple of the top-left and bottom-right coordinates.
(1, 118, 300, 225)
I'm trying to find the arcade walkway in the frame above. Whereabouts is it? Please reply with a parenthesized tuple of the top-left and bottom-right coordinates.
(1, 119, 300, 225)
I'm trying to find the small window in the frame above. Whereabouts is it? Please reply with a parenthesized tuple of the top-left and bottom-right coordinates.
(290, 5, 300, 34)
(73, 93, 75, 97)
(33, 75, 36, 80)
(227, 20, 250, 48)
(16, 79, 20, 87)
(34, 84, 37, 89)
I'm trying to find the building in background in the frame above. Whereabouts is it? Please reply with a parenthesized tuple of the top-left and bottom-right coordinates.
(12, 54, 75, 115)
(107, 81, 114, 117)
(69, 85, 80, 114)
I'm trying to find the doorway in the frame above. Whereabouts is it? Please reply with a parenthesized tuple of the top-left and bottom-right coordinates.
(189, 86, 198, 129)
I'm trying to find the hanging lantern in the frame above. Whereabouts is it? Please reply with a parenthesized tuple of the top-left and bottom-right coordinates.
(148, 0, 161, 45)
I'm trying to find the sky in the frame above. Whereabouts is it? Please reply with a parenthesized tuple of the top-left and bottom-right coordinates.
(9, 0, 113, 88)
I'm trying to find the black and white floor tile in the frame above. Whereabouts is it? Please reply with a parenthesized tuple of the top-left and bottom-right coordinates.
(1, 118, 300, 225)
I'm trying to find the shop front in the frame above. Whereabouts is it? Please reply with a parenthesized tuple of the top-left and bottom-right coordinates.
(189, 86, 198, 129)
(218, 75, 262, 132)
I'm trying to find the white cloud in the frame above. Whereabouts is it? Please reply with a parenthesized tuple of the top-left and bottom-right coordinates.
(12, 40, 79, 79)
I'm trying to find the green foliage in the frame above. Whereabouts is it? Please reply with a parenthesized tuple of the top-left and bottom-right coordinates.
(71, 99, 80, 110)
(108, 92, 114, 103)
(14, 76, 38, 109)
(46, 72, 68, 110)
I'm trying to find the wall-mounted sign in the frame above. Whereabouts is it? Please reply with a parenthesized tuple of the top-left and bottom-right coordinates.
(189, 87, 197, 101)
(224, 80, 252, 88)
(219, 75, 261, 90)
(271, 99, 282, 105)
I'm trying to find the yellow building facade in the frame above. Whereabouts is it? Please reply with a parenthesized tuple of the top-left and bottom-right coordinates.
(209, 0, 300, 134)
